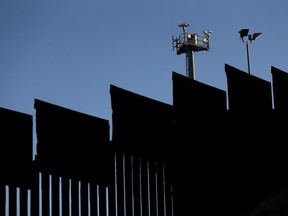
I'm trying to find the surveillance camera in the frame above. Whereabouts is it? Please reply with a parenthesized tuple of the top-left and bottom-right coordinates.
(178, 23, 190, 29)
(203, 30, 213, 36)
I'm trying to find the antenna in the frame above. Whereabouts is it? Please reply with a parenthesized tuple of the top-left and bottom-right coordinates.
(172, 23, 212, 80)
(172, 20, 174, 51)
(172, 19, 174, 36)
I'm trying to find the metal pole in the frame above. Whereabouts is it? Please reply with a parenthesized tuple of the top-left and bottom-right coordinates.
(246, 43, 251, 74)
(186, 50, 195, 80)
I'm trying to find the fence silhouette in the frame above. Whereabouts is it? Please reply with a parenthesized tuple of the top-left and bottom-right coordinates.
(1, 63, 288, 216)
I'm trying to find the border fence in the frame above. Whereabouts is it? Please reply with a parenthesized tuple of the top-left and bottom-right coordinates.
(1, 64, 288, 216)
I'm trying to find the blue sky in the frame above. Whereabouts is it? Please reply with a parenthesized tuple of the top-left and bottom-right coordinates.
(1, 0, 288, 156)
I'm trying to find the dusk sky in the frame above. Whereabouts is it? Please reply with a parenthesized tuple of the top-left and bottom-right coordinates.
(1, 0, 288, 156)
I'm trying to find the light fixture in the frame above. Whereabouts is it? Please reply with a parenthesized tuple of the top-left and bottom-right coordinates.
(239, 28, 262, 75)
(252, 32, 262, 40)
(239, 29, 249, 38)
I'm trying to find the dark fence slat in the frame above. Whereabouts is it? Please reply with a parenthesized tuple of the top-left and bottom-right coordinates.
(81, 180, 89, 216)
(52, 175, 60, 216)
(20, 188, 28, 216)
(156, 162, 164, 216)
(141, 159, 149, 216)
(150, 161, 158, 216)
(116, 153, 124, 216)
(125, 154, 133, 216)
(90, 182, 98, 216)
(89, 182, 98, 216)
(99, 185, 107, 216)
(133, 156, 141, 216)
(71, 178, 80, 216)
(31, 172, 39, 216)
(0, 184, 5, 216)
(42, 172, 50, 216)
(9, 186, 17, 216)
(108, 154, 116, 216)
(62, 177, 70, 216)
(164, 167, 173, 216)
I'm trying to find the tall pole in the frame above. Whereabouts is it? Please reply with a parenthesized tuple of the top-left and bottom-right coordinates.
(186, 50, 195, 80)
(246, 42, 251, 75)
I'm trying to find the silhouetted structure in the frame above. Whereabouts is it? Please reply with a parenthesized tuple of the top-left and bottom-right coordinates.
(1, 64, 288, 216)
(0, 108, 33, 215)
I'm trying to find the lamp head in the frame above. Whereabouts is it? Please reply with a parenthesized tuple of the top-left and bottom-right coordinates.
(252, 32, 262, 40)
(239, 29, 249, 38)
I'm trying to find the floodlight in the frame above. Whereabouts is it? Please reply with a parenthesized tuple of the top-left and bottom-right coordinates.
(239, 29, 249, 38)
(252, 32, 262, 40)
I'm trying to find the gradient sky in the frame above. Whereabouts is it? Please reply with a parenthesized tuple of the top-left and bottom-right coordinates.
(1, 0, 288, 156)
